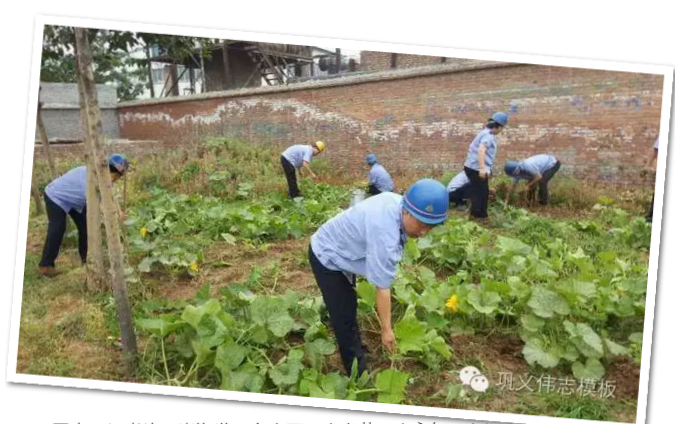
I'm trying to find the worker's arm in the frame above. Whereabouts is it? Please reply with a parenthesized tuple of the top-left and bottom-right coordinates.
(505, 181, 517, 204)
(376, 287, 395, 353)
(301, 161, 317, 178)
(478, 144, 488, 179)
(524, 173, 543, 190)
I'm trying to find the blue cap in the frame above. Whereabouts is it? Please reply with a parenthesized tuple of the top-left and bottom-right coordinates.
(108, 154, 129, 174)
(504, 160, 520, 176)
(402, 179, 449, 225)
(492, 112, 509, 126)
(366, 153, 377, 165)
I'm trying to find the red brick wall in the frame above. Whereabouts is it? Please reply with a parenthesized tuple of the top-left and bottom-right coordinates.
(359, 51, 478, 72)
(118, 63, 664, 185)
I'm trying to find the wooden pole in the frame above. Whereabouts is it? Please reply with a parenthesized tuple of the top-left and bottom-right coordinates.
(74, 27, 137, 374)
(166, 63, 180, 96)
(36, 87, 57, 179)
(222, 41, 231, 89)
(335, 48, 341, 74)
(145, 43, 155, 98)
(77, 74, 107, 293)
(30, 169, 44, 216)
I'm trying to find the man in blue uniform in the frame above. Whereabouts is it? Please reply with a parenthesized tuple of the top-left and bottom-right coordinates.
(504, 154, 561, 205)
(463, 112, 509, 218)
(365, 153, 394, 195)
(280, 141, 325, 199)
(38, 154, 129, 277)
(308, 179, 449, 376)
(446, 171, 473, 210)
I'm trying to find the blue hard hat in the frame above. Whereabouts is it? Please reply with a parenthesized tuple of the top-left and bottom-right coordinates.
(402, 179, 449, 225)
(504, 160, 520, 176)
(108, 154, 129, 174)
(492, 112, 509, 126)
(366, 153, 377, 165)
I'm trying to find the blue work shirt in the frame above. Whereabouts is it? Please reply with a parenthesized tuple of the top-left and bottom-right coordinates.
(45, 166, 87, 214)
(368, 164, 394, 192)
(447, 171, 470, 192)
(310, 192, 408, 289)
(512, 154, 558, 181)
(282, 144, 314, 169)
(464, 128, 498, 174)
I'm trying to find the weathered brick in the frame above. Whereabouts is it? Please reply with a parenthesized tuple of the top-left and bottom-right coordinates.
(117, 63, 664, 186)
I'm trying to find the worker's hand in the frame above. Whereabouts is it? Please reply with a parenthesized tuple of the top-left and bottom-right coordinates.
(381, 328, 396, 354)
(478, 170, 487, 180)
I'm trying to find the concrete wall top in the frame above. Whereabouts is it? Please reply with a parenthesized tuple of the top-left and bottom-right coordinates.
(40, 82, 118, 110)
(117, 60, 520, 109)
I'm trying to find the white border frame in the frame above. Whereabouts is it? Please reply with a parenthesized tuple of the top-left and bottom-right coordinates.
(7, 15, 675, 424)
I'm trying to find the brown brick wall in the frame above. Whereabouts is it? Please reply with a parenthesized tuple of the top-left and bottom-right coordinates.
(359, 51, 478, 72)
(118, 63, 664, 185)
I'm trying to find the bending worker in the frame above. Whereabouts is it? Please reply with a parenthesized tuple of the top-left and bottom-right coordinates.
(280, 141, 325, 199)
(365, 153, 394, 195)
(447, 171, 473, 210)
(463, 112, 509, 219)
(39, 154, 129, 277)
(308, 179, 449, 377)
(504, 154, 561, 206)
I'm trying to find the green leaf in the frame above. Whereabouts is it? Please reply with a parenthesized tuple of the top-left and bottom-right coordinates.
(522, 338, 560, 368)
(215, 340, 248, 372)
(425, 330, 452, 359)
(628, 332, 644, 344)
(572, 358, 605, 380)
(497, 236, 532, 255)
(528, 287, 570, 318)
(135, 317, 183, 337)
(418, 266, 436, 284)
(402, 239, 421, 265)
(375, 369, 410, 404)
(356, 281, 376, 308)
(304, 338, 336, 369)
(466, 288, 501, 315)
(564, 321, 605, 359)
(250, 297, 295, 338)
(181, 299, 221, 327)
(194, 283, 211, 304)
(309, 373, 347, 399)
(520, 314, 546, 332)
(445, 383, 466, 406)
(269, 350, 304, 387)
(192, 340, 214, 367)
(137, 256, 157, 273)
(250, 325, 270, 345)
(267, 313, 295, 338)
(221, 362, 264, 393)
(394, 315, 426, 354)
(604, 338, 630, 356)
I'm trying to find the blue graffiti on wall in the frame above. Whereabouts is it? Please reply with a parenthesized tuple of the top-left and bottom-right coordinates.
(626, 97, 642, 110)
(253, 123, 289, 138)
(449, 105, 468, 114)
(375, 114, 395, 127)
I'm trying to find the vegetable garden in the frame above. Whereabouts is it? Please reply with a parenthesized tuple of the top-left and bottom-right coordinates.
(20, 138, 653, 422)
